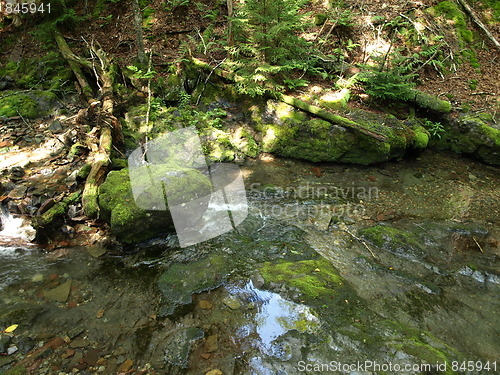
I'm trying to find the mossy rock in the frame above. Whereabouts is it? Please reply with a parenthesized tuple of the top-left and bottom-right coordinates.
(260, 258, 343, 299)
(98, 166, 211, 244)
(438, 112, 500, 165)
(254, 103, 416, 165)
(411, 124, 431, 149)
(0, 90, 57, 119)
(359, 225, 426, 259)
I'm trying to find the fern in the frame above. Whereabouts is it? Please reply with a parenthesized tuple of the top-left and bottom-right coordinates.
(359, 70, 417, 101)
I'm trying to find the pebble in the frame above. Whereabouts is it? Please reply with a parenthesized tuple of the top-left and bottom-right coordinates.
(222, 295, 241, 310)
(203, 334, 218, 353)
(206, 370, 223, 375)
(118, 359, 133, 372)
(7, 345, 18, 355)
(32, 273, 45, 283)
(199, 300, 213, 310)
(70, 339, 90, 348)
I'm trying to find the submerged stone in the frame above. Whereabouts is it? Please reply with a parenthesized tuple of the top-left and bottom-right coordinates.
(359, 225, 425, 259)
(43, 280, 72, 303)
(163, 327, 204, 367)
(158, 253, 230, 316)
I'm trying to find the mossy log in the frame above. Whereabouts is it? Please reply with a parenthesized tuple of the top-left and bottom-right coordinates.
(55, 32, 122, 218)
(190, 58, 388, 142)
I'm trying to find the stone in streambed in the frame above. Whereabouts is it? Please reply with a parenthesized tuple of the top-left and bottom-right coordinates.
(43, 280, 72, 303)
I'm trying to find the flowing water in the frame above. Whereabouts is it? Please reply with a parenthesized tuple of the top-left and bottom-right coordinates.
(0, 150, 499, 374)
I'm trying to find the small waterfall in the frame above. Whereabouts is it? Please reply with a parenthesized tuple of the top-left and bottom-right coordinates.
(0, 206, 36, 250)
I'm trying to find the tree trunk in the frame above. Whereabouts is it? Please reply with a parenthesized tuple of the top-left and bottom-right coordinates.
(133, 0, 147, 64)
(227, 0, 234, 47)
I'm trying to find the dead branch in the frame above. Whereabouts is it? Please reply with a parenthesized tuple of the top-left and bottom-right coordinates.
(456, 0, 500, 51)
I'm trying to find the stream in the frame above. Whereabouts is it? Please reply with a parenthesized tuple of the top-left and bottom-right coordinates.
(0, 150, 499, 374)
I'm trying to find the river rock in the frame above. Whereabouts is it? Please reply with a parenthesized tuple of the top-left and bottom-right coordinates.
(44, 279, 72, 303)
(70, 339, 90, 348)
(222, 295, 241, 310)
(204, 334, 218, 353)
(98, 166, 211, 244)
(440, 113, 500, 165)
(0, 334, 11, 353)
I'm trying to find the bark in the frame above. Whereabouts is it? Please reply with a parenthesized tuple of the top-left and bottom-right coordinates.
(227, 0, 234, 47)
(55, 32, 122, 219)
(133, 0, 147, 64)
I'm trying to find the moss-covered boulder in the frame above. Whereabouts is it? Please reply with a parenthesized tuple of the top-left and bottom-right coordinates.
(438, 112, 500, 165)
(98, 166, 211, 244)
(0, 90, 57, 119)
(158, 253, 230, 315)
(254, 102, 418, 165)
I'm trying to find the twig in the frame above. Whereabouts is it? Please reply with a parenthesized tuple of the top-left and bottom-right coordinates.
(340, 224, 378, 259)
(472, 236, 484, 253)
(471, 92, 496, 96)
(196, 58, 226, 106)
(143, 51, 154, 160)
(456, 0, 500, 51)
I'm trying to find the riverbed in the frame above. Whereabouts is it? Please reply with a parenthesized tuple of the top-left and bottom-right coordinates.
(0, 149, 499, 374)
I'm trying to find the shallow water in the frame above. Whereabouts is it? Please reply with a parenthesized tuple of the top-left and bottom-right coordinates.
(0, 150, 499, 374)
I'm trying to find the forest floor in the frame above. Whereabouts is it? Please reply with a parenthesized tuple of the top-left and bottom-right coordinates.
(1, 0, 498, 113)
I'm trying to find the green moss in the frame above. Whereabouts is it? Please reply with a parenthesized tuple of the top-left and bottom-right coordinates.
(412, 125, 430, 149)
(380, 320, 461, 374)
(260, 258, 343, 299)
(0, 90, 57, 119)
(438, 113, 500, 165)
(430, 1, 473, 45)
(0, 93, 39, 118)
(314, 13, 328, 26)
(412, 90, 451, 114)
(318, 88, 350, 110)
(77, 163, 92, 179)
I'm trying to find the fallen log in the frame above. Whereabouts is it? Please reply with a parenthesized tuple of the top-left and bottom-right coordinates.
(190, 58, 388, 141)
(55, 32, 122, 218)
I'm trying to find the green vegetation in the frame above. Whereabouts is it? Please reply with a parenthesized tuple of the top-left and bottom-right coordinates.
(225, 0, 321, 95)
(424, 119, 446, 139)
(430, 1, 473, 45)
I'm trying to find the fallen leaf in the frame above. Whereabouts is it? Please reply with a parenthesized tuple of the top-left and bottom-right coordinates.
(4, 324, 18, 333)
